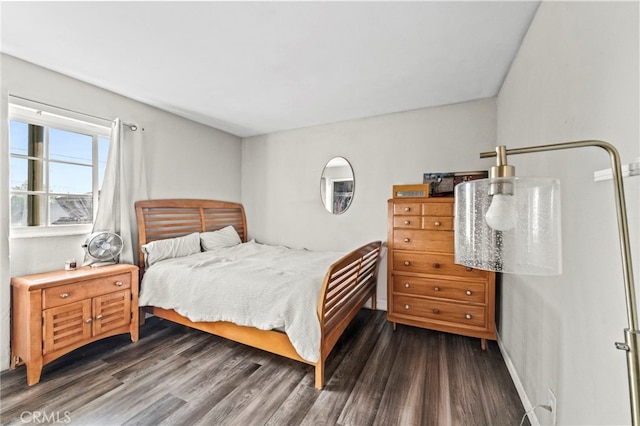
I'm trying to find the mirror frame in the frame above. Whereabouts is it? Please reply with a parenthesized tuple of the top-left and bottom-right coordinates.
(320, 157, 355, 215)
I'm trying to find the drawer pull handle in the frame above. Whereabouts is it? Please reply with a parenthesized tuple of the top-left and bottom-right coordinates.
(404, 261, 411, 266)
(434, 286, 440, 291)
(466, 290, 472, 296)
(404, 304, 410, 310)
(433, 263, 440, 269)
(404, 220, 411, 225)
(85, 318, 92, 323)
(403, 238, 410, 243)
(465, 314, 472, 320)
(404, 207, 411, 212)
(60, 293, 69, 299)
(432, 309, 440, 314)
(115, 281, 124, 287)
(404, 283, 410, 288)
(434, 221, 441, 227)
(96, 314, 103, 320)
(466, 267, 473, 272)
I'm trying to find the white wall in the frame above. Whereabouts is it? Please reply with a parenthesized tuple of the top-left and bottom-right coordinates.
(0, 54, 243, 370)
(0, 53, 11, 378)
(496, 2, 639, 425)
(242, 98, 496, 308)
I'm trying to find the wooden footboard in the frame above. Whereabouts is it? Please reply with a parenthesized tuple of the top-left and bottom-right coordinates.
(316, 240, 382, 389)
(135, 199, 382, 390)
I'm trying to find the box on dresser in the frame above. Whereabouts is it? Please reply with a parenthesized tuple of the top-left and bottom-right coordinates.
(387, 196, 496, 349)
(10, 264, 139, 385)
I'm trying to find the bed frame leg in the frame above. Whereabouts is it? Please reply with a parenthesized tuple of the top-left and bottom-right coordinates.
(370, 293, 377, 310)
(315, 362, 324, 390)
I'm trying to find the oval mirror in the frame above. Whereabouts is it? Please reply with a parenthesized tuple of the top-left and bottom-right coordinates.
(320, 157, 354, 214)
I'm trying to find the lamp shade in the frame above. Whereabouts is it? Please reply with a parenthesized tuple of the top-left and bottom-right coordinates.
(454, 177, 562, 275)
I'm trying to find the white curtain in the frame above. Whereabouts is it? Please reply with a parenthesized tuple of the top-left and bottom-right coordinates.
(88, 118, 148, 265)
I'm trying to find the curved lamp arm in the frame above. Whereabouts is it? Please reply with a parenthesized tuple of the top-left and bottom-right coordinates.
(481, 140, 639, 424)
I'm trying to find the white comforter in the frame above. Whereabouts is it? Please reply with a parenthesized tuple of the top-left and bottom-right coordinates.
(139, 241, 344, 363)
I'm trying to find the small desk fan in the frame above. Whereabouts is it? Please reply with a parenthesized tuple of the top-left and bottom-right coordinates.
(82, 232, 123, 267)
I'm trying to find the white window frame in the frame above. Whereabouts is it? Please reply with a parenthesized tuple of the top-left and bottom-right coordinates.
(8, 100, 112, 238)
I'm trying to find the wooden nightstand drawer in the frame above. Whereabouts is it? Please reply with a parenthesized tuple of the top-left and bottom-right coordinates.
(394, 295, 486, 328)
(393, 229, 454, 253)
(43, 273, 131, 309)
(393, 276, 486, 303)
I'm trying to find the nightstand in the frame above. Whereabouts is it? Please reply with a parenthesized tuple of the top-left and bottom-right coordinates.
(10, 264, 139, 385)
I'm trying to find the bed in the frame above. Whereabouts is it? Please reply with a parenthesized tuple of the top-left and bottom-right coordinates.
(134, 199, 382, 389)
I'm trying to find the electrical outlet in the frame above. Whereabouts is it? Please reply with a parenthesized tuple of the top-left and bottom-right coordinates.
(548, 388, 557, 425)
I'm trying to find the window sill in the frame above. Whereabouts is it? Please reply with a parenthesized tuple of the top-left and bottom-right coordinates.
(10, 225, 92, 239)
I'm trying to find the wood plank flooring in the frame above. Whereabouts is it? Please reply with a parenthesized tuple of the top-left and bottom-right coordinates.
(1, 310, 526, 425)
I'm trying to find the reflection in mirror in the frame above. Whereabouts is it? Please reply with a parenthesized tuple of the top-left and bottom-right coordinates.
(320, 157, 354, 214)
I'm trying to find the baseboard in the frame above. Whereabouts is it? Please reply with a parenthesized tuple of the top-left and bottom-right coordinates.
(497, 333, 540, 426)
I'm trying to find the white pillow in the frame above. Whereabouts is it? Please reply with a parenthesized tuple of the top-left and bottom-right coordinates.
(142, 232, 201, 267)
(200, 225, 242, 251)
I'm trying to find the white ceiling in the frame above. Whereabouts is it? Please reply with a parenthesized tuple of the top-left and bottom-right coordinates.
(1, 1, 540, 138)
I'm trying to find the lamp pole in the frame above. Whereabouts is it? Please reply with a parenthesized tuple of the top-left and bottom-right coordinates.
(480, 140, 639, 425)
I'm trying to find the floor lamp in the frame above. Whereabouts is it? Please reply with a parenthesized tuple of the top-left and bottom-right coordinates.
(454, 141, 639, 425)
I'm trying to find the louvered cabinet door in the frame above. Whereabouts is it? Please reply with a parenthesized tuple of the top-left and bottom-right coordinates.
(93, 290, 132, 336)
(43, 300, 92, 355)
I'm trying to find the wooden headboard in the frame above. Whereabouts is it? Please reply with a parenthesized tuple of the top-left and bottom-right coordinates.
(135, 199, 247, 274)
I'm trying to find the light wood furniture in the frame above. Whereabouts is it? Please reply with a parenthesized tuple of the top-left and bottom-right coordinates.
(10, 264, 139, 385)
(387, 196, 496, 349)
(135, 199, 382, 389)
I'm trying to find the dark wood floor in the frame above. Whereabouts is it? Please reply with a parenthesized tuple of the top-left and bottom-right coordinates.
(1, 310, 525, 425)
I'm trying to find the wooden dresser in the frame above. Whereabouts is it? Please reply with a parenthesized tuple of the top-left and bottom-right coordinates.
(387, 196, 496, 349)
(10, 264, 139, 385)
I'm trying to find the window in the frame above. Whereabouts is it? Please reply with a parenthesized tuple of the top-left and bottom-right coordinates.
(9, 100, 111, 236)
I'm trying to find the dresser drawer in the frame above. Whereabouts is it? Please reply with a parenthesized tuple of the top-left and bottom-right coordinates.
(393, 229, 454, 253)
(394, 216, 453, 230)
(394, 295, 486, 328)
(43, 273, 131, 309)
(393, 201, 454, 217)
(393, 276, 486, 303)
(423, 203, 454, 217)
(393, 252, 488, 278)
(422, 216, 453, 231)
(393, 202, 422, 216)
(393, 216, 421, 229)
